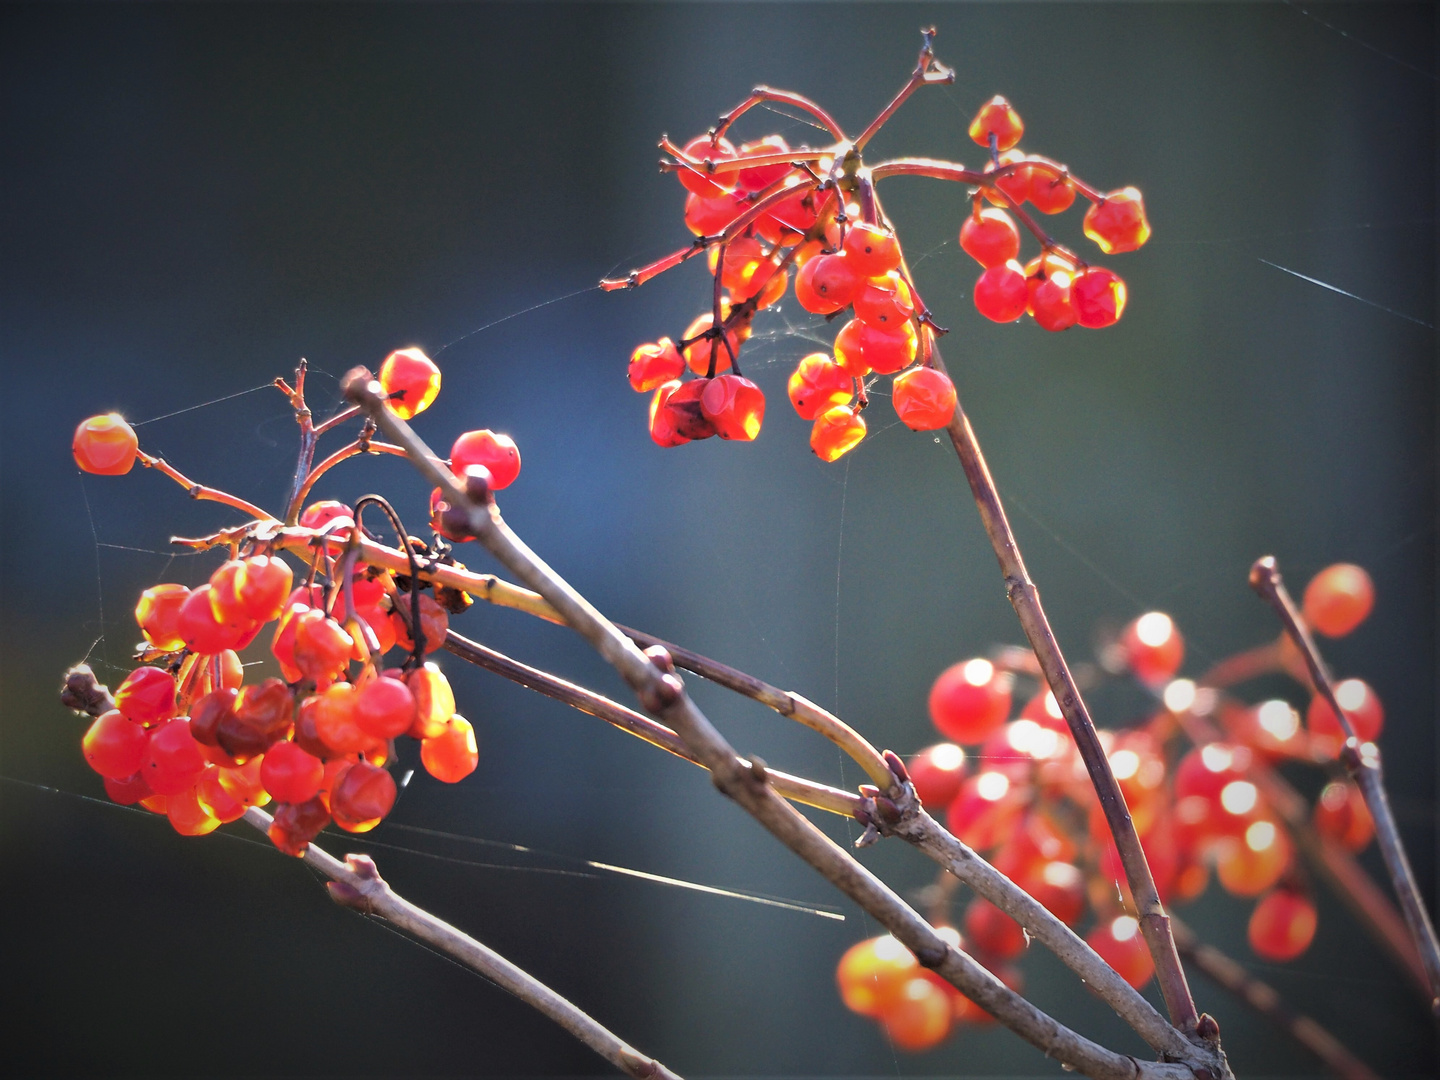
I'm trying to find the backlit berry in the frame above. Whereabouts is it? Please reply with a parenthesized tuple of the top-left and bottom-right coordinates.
(973, 261, 1029, 323)
(407, 663, 455, 740)
(856, 320, 918, 375)
(1083, 188, 1151, 254)
(330, 761, 397, 832)
(684, 191, 745, 236)
(1029, 269, 1077, 332)
(810, 405, 866, 462)
(1120, 612, 1183, 685)
(1027, 170, 1076, 214)
(178, 585, 258, 655)
(292, 609, 355, 685)
(355, 675, 418, 740)
(1071, 267, 1127, 328)
(104, 770, 153, 806)
(113, 666, 178, 726)
(648, 380, 690, 448)
(982, 150, 1034, 208)
(135, 584, 190, 652)
(167, 784, 220, 837)
(852, 272, 913, 330)
(84, 710, 149, 779)
(1215, 819, 1291, 896)
(700, 374, 765, 441)
(268, 796, 330, 856)
(313, 683, 376, 755)
(907, 743, 968, 807)
(218, 678, 295, 762)
(836, 934, 918, 1016)
(788, 354, 853, 421)
(879, 976, 953, 1051)
(378, 347, 441, 419)
(261, 741, 325, 805)
(832, 319, 868, 377)
(225, 555, 293, 624)
(300, 500, 354, 534)
(1086, 916, 1154, 989)
(659, 378, 716, 441)
(144, 718, 208, 796)
(1301, 563, 1374, 638)
(421, 715, 479, 783)
(195, 765, 247, 822)
(628, 339, 685, 392)
(842, 223, 901, 277)
(959, 208, 1020, 268)
(929, 658, 1012, 743)
(676, 134, 738, 199)
(450, 429, 521, 491)
(891, 367, 956, 431)
(795, 252, 859, 314)
(680, 311, 742, 376)
(73, 413, 139, 475)
(735, 135, 791, 192)
(969, 96, 1024, 151)
(1248, 889, 1318, 961)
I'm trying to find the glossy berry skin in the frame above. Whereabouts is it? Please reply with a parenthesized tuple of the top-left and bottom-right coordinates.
(113, 666, 178, 726)
(268, 796, 331, 856)
(1302, 563, 1374, 638)
(735, 135, 791, 192)
(969, 96, 1024, 151)
(1071, 267, 1127, 328)
(1306, 678, 1384, 753)
(84, 710, 149, 779)
(788, 354, 853, 420)
(964, 898, 1026, 958)
(144, 718, 208, 796)
(947, 770, 1024, 851)
(973, 261, 1029, 323)
(653, 378, 713, 441)
(795, 253, 859, 314)
(194, 766, 247, 823)
(178, 585, 258, 655)
(857, 320, 918, 375)
(330, 761, 397, 832)
(73, 413, 139, 475)
(648, 381, 690, 447)
(221, 556, 293, 624)
(891, 367, 956, 431)
(104, 770, 153, 806)
(879, 976, 953, 1051)
(676, 134, 737, 199)
(391, 591, 450, 656)
(1313, 780, 1374, 852)
(135, 583, 190, 651)
(842, 223, 902, 277)
(1027, 171, 1076, 214)
(684, 191, 745, 237)
(167, 784, 221, 836)
(292, 609, 355, 685)
(355, 675, 419, 740)
(983, 150, 1034, 208)
(959, 208, 1020, 268)
(832, 319, 868, 377)
(421, 715, 480, 783)
(628, 339, 685, 392)
(681, 312, 742, 376)
(1086, 916, 1154, 989)
(189, 687, 237, 748)
(836, 934, 918, 1016)
(907, 743, 968, 808)
(378, 347, 441, 419)
(1029, 270, 1077, 332)
(313, 683, 376, 755)
(1248, 889, 1318, 961)
(261, 741, 325, 805)
(450, 429, 521, 491)
(407, 663, 455, 740)
(810, 405, 866, 463)
(1216, 819, 1291, 896)
(1120, 612, 1184, 685)
(699, 375, 765, 441)
(299, 500, 354, 534)
(929, 658, 1012, 744)
(1083, 188, 1151, 254)
(852, 272, 913, 331)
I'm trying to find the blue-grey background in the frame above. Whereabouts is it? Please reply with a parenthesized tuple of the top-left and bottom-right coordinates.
(1, 3, 1434, 1076)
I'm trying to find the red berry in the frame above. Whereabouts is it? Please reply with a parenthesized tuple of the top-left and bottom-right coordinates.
(299, 500, 354, 534)
(1086, 915, 1154, 988)
(313, 683, 376, 755)
(1248, 889, 1318, 961)
(292, 609, 355, 685)
(178, 585, 258, 655)
(964, 898, 1026, 958)
(983, 150, 1034, 208)
(1306, 678, 1384, 754)
(969, 96, 1024, 151)
(929, 658, 1012, 743)
(659, 378, 716, 441)
(810, 405, 866, 463)
(973, 261, 1029, 323)
(946, 770, 1024, 850)
(167, 783, 220, 836)
(856, 320, 918, 375)
(684, 191, 745, 236)
(194, 765, 247, 823)
(1029, 268, 1077, 332)
(1313, 780, 1374, 852)
(832, 319, 869, 377)
(680, 312, 742, 376)
(1027, 170, 1076, 214)
(1216, 819, 1291, 896)
(189, 687, 237, 747)
(700, 374, 765, 441)
(907, 743, 968, 807)
(225, 556, 293, 624)
(1071, 267, 1127, 328)
(1083, 188, 1151, 254)
(1120, 612, 1183, 684)
(450, 429, 521, 491)
(135, 583, 190, 651)
(218, 678, 295, 762)
(1302, 563, 1374, 638)
(648, 380, 690, 448)
(878, 976, 953, 1051)
(84, 710, 149, 779)
(795, 252, 859, 314)
(113, 666, 178, 726)
(104, 770, 153, 806)
(421, 715, 479, 783)
(391, 591, 450, 656)
(355, 675, 418, 740)
(891, 367, 956, 431)
(73, 413, 138, 475)
(378, 347, 441, 419)
(852, 272, 914, 330)
(787, 353, 853, 421)
(268, 796, 331, 856)
(842, 223, 901, 277)
(959, 208, 1020, 268)
(628, 339, 685, 392)
(735, 135, 791, 192)
(676, 134, 738, 199)
(261, 741, 325, 805)
(216, 758, 268, 808)
(330, 761, 397, 832)
(144, 718, 208, 796)
(1020, 860, 1087, 927)
(708, 236, 765, 290)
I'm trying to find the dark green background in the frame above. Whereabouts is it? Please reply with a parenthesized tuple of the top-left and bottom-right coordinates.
(2, 3, 1434, 1076)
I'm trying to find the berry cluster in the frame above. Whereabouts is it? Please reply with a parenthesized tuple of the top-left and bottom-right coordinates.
(70, 347, 512, 854)
(837, 562, 1381, 1051)
(611, 60, 1148, 463)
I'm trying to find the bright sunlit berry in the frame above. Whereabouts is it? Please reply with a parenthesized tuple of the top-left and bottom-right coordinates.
(1301, 563, 1374, 638)
(421, 715, 479, 783)
(407, 663, 455, 740)
(959, 208, 1020, 268)
(84, 710, 149, 779)
(795, 252, 859, 314)
(261, 740, 325, 805)
(857, 320, 918, 375)
(135, 583, 190, 652)
(1083, 188, 1151, 254)
(891, 367, 956, 431)
(113, 666, 178, 726)
(355, 675, 419, 740)
(451, 429, 521, 490)
(1313, 780, 1374, 852)
(842, 223, 902, 277)
(973, 261, 1028, 323)
(628, 339, 686, 392)
(676, 134, 738, 199)
(969, 96, 1024, 151)
(1086, 915, 1154, 989)
(73, 413, 139, 475)
(144, 718, 208, 796)
(1215, 819, 1291, 897)
(1027, 170, 1076, 214)
(907, 743, 968, 807)
(1071, 267, 1127, 328)
(788, 354, 854, 421)
(378, 347, 441, 419)
(1306, 678, 1384, 755)
(700, 374, 765, 441)
(929, 658, 1012, 743)
(879, 975, 953, 1051)
(810, 405, 866, 463)
(835, 934, 918, 1017)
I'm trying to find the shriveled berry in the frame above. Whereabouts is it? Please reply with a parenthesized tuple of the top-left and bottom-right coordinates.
(378, 347, 441, 419)
(113, 666, 178, 726)
(73, 413, 139, 475)
(969, 96, 1024, 151)
(1083, 188, 1151, 253)
(226, 556, 293, 624)
(1071, 267, 1127, 328)
(84, 710, 149, 779)
(929, 658, 1012, 743)
(329, 760, 397, 832)
(313, 683, 376, 755)
(659, 378, 716, 441)
(218, 678, 295, 762)
(699, 374, 765, 441)
(261, 741, 325, 805)
(421, 715, 479, 783)
(852, 272, 913, 330)
(135, 583, 190, 652)
(450, 430, 521, 491)
(787, 354, 853, 421)
(959, 208, 1020, 268)
(189, 687, 237, 747)
(1302, 563, 1374, 638)
(268, 796, 331, 856)
(628, 339, 685, 393)
(648, 380, 690, 448)
(391, 591, 449, 656)
(810, 405, 866, 463)
(891, 367, 956, 431)
(973, 261, 1029, 323)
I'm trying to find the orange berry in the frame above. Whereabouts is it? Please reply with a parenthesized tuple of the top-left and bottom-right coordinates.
(699, 374, 765, 441)
(794, 252, 859, 314)
(167, 783, 220, 836)
(391, 591, 450, 656)
(878, 975, 953, 1051)
(1083, 188, 1151, 253)
(969, 96, 1024, 151)
(628, 339, 685, 393)
(1215, 819, 1291, 897)
(378, 347, 441, 419)
(1301, 563, 1374, 637)
(856, 319, 917, 375)
(421, 715, 479, 783)
(648, 380, 690, 448)
(842, 223, 901, 277)
(1306, 678, 1384, 756)
(891, 367, 956, 431)
(959, 207, 1020, 268)
(1248, 889, 1318, 961)
(809, 405, 866, 463)
(973, 261, 1028, 323)
(835, 934, 918, 1016)
(135, 583, 190, 652)
(406, 663, 456, 740)
(73, 413, 138, 475)
(1071, 267, 1128, 328)
(787, 353, 853, 421)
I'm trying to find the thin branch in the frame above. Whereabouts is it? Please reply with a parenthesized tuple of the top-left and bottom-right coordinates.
(287, 439, 409, 522)
(1197, 639, 1284, 689)
(1171, 917, 1380, 1080)
(852, 27, 955, 152)
(1249, 556, 1440, 1015)
(136, 451, 273, 520)
(342, 368, 1223, 1080)
(713, 87, 846, 142)
(278, 361, 318, 525)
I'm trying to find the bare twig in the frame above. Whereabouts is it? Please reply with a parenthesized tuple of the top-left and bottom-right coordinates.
(1249, 555, 1440, 1015)
(852, 27, 954, 152)
(1171, 917, 1380, 1080)
(136, 451, 272, 520)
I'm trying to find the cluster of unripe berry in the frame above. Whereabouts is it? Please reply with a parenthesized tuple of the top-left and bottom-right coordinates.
(836, 562, 1380, 1051)
(69, 346, 524, 854)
